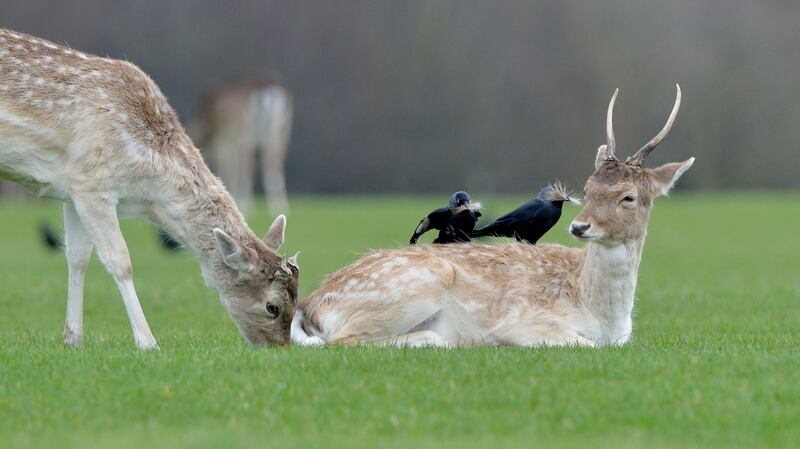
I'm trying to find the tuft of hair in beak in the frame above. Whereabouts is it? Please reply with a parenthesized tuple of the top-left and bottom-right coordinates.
(466, 201, 482, 212)
(548, 181, 582, 205)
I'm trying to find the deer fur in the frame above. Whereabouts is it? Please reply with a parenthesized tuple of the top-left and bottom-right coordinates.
(0, 28, 298, 349)
(192, 74, 293, 215)
(293, 84, 693, 348)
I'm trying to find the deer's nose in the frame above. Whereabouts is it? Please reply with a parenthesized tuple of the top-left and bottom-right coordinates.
(570, 222, 591, 237)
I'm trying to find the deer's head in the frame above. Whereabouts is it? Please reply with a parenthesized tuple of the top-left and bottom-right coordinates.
(212, 215, 299, 346)
(571, 85, 694, 246)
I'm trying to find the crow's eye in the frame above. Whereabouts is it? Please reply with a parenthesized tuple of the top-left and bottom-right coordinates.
(622, 195, 636, 203)
(266, 303, 280, 317)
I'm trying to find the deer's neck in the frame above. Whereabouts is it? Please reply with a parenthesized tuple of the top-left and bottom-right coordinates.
(579, 238, 645, 344)
(147, 170, 255, 291)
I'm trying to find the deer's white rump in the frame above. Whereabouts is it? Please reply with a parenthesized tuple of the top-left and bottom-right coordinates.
(293, 84, 694, 347)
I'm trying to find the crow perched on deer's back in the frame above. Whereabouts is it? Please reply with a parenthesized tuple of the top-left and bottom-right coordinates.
(471, 183, 579, 244)
(410, 191, 482, 244)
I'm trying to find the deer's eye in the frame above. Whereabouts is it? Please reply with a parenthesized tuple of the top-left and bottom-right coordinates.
(621, 195, 636, 204)
(266, 303, 280, 317)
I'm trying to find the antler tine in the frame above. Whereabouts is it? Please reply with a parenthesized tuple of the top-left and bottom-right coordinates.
(605, 88, 619, 159)
(627, 84, 682, 166)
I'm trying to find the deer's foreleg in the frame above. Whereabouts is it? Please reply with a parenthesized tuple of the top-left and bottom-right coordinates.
(71, 193, 157, 349)
(331, 330, 451, 348)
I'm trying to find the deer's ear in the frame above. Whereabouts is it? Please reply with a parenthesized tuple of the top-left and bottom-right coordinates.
(263, 215, 286, 250)
(213, 228, 255, 273)
(650, 158, 695, 197)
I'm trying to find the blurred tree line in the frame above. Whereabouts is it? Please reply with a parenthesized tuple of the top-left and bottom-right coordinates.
(2, 0, 799, 193)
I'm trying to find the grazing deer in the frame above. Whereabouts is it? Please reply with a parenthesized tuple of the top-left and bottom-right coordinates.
(293, 84, 693, 347)
(192, 74, 293, 215)
(0, 28, 298, 349)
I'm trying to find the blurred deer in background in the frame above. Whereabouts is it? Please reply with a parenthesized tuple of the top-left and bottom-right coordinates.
(0, 28, 298, 349)
(192, 74, 293, 215)
(0, 179, 30, 199)
(293, 84, 693, 348)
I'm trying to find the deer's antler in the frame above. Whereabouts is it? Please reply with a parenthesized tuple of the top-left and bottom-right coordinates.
(627, 84, 681, 166)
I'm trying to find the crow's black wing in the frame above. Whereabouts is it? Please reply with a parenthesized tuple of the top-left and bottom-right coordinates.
(515, 204, 563, 244)
(472, 199, 542, 238)
(435, 210, 478, 243)
(410, 207, 452, 244)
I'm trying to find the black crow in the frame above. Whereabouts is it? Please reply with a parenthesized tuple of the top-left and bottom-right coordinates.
(40, 222, 63, 251)
(471, 182, 579, 244)
(158, 228, 182, 251)
(410, 191, 482, 245)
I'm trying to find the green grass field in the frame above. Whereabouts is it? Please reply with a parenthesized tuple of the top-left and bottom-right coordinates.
(0, 194, 798, 448)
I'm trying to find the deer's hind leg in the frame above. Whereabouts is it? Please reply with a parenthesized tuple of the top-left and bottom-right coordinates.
(504, 322, 596, 348)
(63, 202, 93, 347)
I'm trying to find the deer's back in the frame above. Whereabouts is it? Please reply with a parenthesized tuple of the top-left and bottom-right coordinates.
(0, 28, 205, 197)
(0, 28, 192, 158)
(299, 242, 587, 331)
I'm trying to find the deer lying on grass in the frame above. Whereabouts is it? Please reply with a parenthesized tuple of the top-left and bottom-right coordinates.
(293, 84, 693, 347)
(0, 28, 298, 349)
(193, 74, 293, 215)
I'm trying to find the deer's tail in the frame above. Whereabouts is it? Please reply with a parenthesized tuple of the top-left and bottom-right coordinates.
(291, 310, 325, 346)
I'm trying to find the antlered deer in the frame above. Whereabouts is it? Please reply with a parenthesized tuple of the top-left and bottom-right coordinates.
(192, 74, 293, 214)
(0, 28, 298, 349)
(293, 85, 693, 347)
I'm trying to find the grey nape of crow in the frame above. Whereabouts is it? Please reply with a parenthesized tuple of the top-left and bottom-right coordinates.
(471, 183, 580, 244)
(410, 191, 482, 245)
